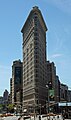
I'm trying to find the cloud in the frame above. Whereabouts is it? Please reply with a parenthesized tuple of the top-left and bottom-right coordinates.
(46, 0, 71, 15)
(56, 0, 71, 14)
(63, 25, 71, 37)
(50, 53, 63, 58)
(48, 26, 65, 53)
(54, 30, 63, 51)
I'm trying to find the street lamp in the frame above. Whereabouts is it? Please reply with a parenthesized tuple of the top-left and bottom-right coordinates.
(46, 85, 50, 114)
(46, 84, 51, 120)
(14, 107, 17, 115)
(39, 104, 41, 115)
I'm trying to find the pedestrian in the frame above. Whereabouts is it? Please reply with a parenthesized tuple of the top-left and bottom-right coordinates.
(39, 115, 41, 120)
(18, 117, 21, 120)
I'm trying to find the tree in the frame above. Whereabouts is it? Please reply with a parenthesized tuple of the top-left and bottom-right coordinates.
(0, 104, 3, 113)
(7, 104, 14, 113)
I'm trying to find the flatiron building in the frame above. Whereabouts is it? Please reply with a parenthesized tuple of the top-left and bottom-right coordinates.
(21, 6, 48, 113)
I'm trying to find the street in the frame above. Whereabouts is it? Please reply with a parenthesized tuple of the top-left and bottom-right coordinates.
(0, 116, 20, 120)
(0, 115, 63, 120)
(0, 115, 70, 120)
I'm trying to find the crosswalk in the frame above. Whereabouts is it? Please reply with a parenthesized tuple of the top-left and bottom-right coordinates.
(20, 115, 64, 120)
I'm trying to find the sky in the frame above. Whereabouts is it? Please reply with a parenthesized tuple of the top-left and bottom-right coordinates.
(0, 0, 71, 96)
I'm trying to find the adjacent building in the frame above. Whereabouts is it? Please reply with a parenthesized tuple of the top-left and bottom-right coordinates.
(46, 61, 57, 101)
(60, 83, 68, 102)
(3, 89, 9, 104)
(11, 59, 23, 105)
(0, 96, 3, 104)
(55, 75, 60, 102)
(10, 78, 12, 103)
(68, 90, 71, 102)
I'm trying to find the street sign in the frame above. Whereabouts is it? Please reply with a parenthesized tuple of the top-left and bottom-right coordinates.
(49, 89, 54, 98)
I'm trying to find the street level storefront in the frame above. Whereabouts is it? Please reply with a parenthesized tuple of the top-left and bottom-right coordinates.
(58, 102, 71, 119)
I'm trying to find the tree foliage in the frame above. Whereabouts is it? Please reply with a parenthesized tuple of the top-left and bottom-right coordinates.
(0, 104, 3, 109)
(7, 104, 14, 113)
